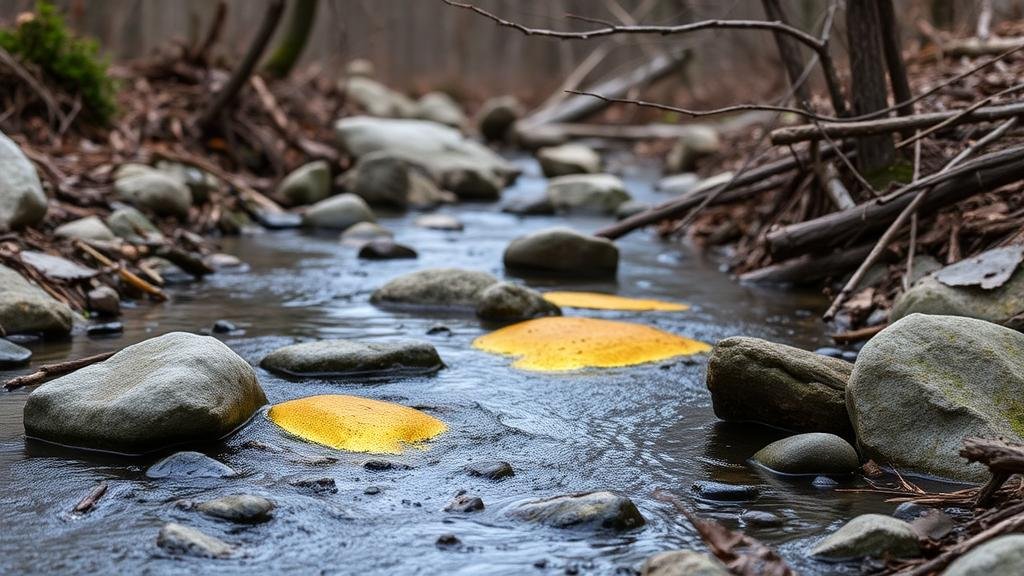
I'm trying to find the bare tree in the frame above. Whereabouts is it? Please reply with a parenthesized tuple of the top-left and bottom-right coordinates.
(847, 0, 896, 171)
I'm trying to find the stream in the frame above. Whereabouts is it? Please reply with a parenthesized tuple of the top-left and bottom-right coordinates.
(0, 152, 956, 575)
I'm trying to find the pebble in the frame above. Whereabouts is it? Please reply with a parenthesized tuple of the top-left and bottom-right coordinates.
(364, 459, 413, 472)
(426, 325, 452, 336)
(146, 451, 236, 479)
(156, 522, 234, 558)
(212, 320, 238, 334)
(364, 486, 381, 495)
(436, 534, 461, 548)
(87, 285, 120, 316)
(690, 481, 759, 501)
(86, 322, 123, 336)
(445, 494, 484, 512)
(465, 461, 514, 481)
(197, 495, 275, 523)
(358, 240, 418, 260)
(0, 338, 32, 368)
(740, 510, 783, 527)
(814, 347, 845, 358)
(812, 476, 840, 488)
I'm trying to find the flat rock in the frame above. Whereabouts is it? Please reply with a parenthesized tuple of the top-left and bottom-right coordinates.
(466, 460, 514, 481)
(475, 282, 560, 322)
(810, 514, 920, 560)
(277, 160, 331, 207)
(640, 550, 731, 576)
(24, 332, 267, 454)
(371, 268, 498, 310)
(415, 213, 463, 231)
(706, 337, 853, 437)
(546, 173, 630, 215)
(848, 314, 1024, 481)
(358, 240, 417, 260)
(0, 264, 74, 335)
(504, 227, 618, 278)
(0, 129, 47, 231)
(20, 251, 97, 281)
(752, 433, 859, 476)
(944, 534, 1024, 576)
(54, 216, 116, 241)
(115, 172, 192, 219)
(261, 339, 442, 378)
(146, 451, 236, 479)
(301, 193, 375, 230)
(537, 143, 601, 177)
(506, 491, 645, 531)
(0, 338, 31, 368)
(445, 494, 484, 512)
(156, 523, 234, 559)
(690, 481, 759, 501)
(197, 495, 274, 523)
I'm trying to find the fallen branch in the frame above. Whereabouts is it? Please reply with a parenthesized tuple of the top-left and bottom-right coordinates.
(4, 351, 115, 391)
(72, 481, 109, 516)
(739, 244, 872, 284)
(75, 241, 167, 301)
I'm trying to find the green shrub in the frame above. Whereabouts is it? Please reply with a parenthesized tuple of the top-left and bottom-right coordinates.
(0, 1, 116, 124)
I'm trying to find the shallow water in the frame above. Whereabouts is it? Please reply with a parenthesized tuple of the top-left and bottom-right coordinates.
(0, 154, 954, 575)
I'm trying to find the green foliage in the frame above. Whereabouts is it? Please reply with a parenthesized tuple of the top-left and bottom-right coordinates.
(0, 1, 116, 124)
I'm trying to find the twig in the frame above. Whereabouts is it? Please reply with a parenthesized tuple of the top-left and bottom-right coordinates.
(4, 351, 116, 391)
(75, 241, 167, 301)
(72, 481, 109, 516)
(895, 82, 1024, 149)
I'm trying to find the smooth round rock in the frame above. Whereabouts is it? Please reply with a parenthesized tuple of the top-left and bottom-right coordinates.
(146, 451, 236, 479)
(811, 514, 920, 560)
(537, 143, 601, 177)
(371, 268, 498, 310)
(87, 285, 120, 316)
(358, 240, 418, 260)
(690, 481, 759, 502)
(475, 282, 560, 322)
(156, 523, 234, 558)
(0, 338, 31, 367)
(0, 264, 74, 335)
(340, 221, 393, 246)
(276, 160, 331, 206)
(753, 433, 859, 476)
(197, 495, 274, 523)
(466, 461, 514, 481)
(545, 173, 630, 215)
(115, 172, 192, 219)
(54, 216, 117, 241)
(507, 491, 645, 531)
(261, 339, 442, 378)
(301, 193, 375, 230)
(415, 213, 463, 231)
(504, 227, 618, 278)
(944, 534, 1024, 576)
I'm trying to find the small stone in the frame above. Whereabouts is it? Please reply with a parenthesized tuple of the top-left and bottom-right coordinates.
(752, 433, 860, 476)
(54, 216, 116, 242)
(415, 213, 463, 231)
(546, 173, 630, 215)
(740, 510, 783, 528)
(476, 95, 523, 142)
(814, 346, 844, 358)
(205, 253, 244, 270)
(811, 514, 920, 560)
(289, 477, 337, 493)
(445, 494, 484, 512)
(426, 325, 452, 336)
(364, 459, 413, 472)
(156, 523, 233, 559)
(504, 227, 618, 278)
(87, 286, 120, 316)
(507, 491, 645, 531)
(812, 476, 840, 488)
(364, 486, 381, 495)
(0, 264, 74, 335)
(501, 194, 555, 216)
(0, 338, 31, 368)
(146, 451, 236, 479)
(371, 268, 498, 310)
(340, 221, 393, 246)
(358, 240, 418, 260)
(115, 172, 192, 219)
(690, 481, 759, 501)
(892, 502, 933, 522)
(640, 550, 731, 576)
(197, 495, 274, 523)
(436, 534, 461, 548)
(253, 211, 302, 229)
(86, 322, 123, 336)
(475, 282, 560, 322)
(301, 193, 376, 230)
(276, 160, 332, 207)
(466, 461, 514, 481)
(212, 320, 237, 334)
(537, 143, 601, 177)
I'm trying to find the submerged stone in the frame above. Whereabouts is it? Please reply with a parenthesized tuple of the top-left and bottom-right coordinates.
(146, 451, 236, 479)
(690, 481, 759, 501)
(261, 339, 442, 378)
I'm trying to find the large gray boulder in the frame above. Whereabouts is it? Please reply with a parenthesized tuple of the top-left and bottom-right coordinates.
(706, 337, 853, 438)
(414, 91, 466, 128)
(810, 514, 920, 560)
(370, 268, 498, 310)
(476, 95, 523, 142)
(0, 130, 47, 231)
(537, 143, 601, 177)
(0, 264, 74, 335)
(54, 216, 116, 242)
(301, 193, 375, 230)
(892, 259, 1024, 325)
(752, 433, 859, 475)
(276, 160, 331, 207)
(115, 172, 192, 219)
(944, 535, 1024, 576)
(506, 491, 645, 531)
(24, 332, 267, 454)
(261, 339, 443, 377)
(475, 282, 561, 322)
(504, 227, 618, 278)
(848, 314, 1024, 482)
(546, 174, 630, 215)
(640, 550, 731, 576)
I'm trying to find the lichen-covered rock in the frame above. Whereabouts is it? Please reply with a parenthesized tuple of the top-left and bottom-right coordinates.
(277, 160, 331, 207)
(301, 193, 375, 230)
(476, 95, 523, 142)
(24, 332, 267, 454)
(0, 264, 74, 335)
(475, 282, 561, 322)
(106, 207, 163, 242)
(503, 227, 618, 278)
(261, 339, 442, 377)
(640, 550, 731, 576)
(753, 433, 859, 475)
(537, 143, 601, 177)
(891, 264, 1024, 324)
(810, 514, 920, 560)
(54, 216, 116, 241)
(0, 129, 47, 231)
(944, 535, 1024, 576)
(371, 268, 498, 310)
(706, 337, 853, 437)
(847, 314, 1024, 482)
(507, 491, 645, 531)
(546, 173, 630, 215)
(156, 523, 234, 559)
(115, 172, 192, 219)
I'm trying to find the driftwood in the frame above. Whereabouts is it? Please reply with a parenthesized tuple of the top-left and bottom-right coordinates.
(961, 437, 1024, 507)
(4, 351, 116, 391)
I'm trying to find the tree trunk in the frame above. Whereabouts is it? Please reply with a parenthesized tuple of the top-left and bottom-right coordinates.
(846, 0, 896, 172)
(263, 0, 318, 79)
(761, 0, 811, 106)
(931, 0, 955, 30)
(877, 0, 913, 118)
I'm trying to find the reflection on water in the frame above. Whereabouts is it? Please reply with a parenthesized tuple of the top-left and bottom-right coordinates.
(0, 155, 935, 575)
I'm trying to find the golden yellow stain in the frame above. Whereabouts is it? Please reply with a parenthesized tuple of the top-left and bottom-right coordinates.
(472, 316, 710, 371)
(543, 291, 689, 311)
(267, 395, 447, 454)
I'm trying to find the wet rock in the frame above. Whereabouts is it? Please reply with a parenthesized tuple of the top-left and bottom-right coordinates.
(261, 338, 443, 378)
(342, 151, 412, 208)
(848, 314, 1024, 481)
(537, 143, 601, 177)
(477, 95, 523, 142)
(640, 550, 731, 576)
(415, 213, 463, 231)
(616, 200, 651, 220)
(546, 173, 630, 215)
(810, 514, 920, 560)
(20, 251, 97, 281)
(814, 346, 844, 358)
(197, 495, 274, 523)
(706, 336, 853, 437)
(466, 460, 514, 481)
(364, 485, 381, 495)
(0, 264, 74, 335)
(892, 502, 933, 522)
(363, 459, 413, 472)
(301, 193, 375, 230)
(54, 216, 116, 241)
(212, 320, 237, 334)
(156, 523, 234, 559)
(475, 282, 560, 322)
(655, 172, 700, 195)
(501, 194, 555, 216)
(205, 253, 244, 270)
(445, 494, 484, 512)
(752, 433, 859, 476)
(435, 533, 461, 548)
(690, 481, 759, 502)
(504, 227, 618, 278)
(24, 332, 266, 454)
(892, 251, 1024, 324)
(105, 207, 163, 242)
(0, 129, 47, 231)
(414, 91, 466, 128)
(146, 451, 236, 479)
(340, 221, 393, 247)
(0, 338, 31, 368)
(253, 210, 302, 229)
(426, 325, 452, 336)
(87, 286, 120, 316)
(276, 160, 331, 207)
(343, 76, 417, 118)
(371, 268, 498, 310)
(944, 534, 1024, 576)
(812, 476, 840, 488)
(289, 477, 338, 493)
(358, 240, 418, 260)
(155, 160, 218, 204)
(115, 171, 192, 219)
(86, 322, 123, 336)
(740, 510, 782, 528)
(665, 125, 721, 173)
(507, 491, 645, 531)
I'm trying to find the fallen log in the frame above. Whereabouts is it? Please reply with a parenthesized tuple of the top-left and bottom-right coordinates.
(738, 244, 872, 284)
(770, 101, 1024, 145)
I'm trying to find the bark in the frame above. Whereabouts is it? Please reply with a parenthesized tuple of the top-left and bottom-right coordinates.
(877, 0, 913, 118)
(263, 0, 318, 79)
(738, 244, 873, 284)
(761, 0, 811, 106)
(846, 0, 896, 171)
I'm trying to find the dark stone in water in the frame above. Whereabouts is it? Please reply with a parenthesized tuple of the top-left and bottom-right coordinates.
(812, 476, 840, 488)
(358, 240, 418, 260)
(892, 501, 934, 522)
(212, 320, 237, 334)
(364, 486, 381, 495)
(87, 322, 123, 336)
(436, 534, 461, 548)
(364, 459, 413, 472)
(841, 350, 859, 362)
(466, 460, 514, 481)
(146, 451, 236, 479)
(445, 494, 484, 512)
(814, 347, 845, 358)
(254, 211, 302, 229)
(289, 477, 337, 493)
(0, 338, 31, 367)
(741, 510, 783, 527)
(690, 481, 759, 501)
(197, 494, 275, 523)
(4, 333, 41, 345)
(426, 325, 452, 336)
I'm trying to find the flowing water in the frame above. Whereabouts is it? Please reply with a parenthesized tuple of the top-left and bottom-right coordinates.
(0, 153, 955, 575)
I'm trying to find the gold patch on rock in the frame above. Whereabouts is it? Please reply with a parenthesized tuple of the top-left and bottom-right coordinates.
(473, 316, 710, 371)
(268, 394, 447, 454)
(543, 291, 689, 311)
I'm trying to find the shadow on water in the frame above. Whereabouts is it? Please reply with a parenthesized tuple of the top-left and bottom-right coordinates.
(0, 153, 955, 575)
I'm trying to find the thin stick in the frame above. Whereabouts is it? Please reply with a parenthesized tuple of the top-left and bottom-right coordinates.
(75, 241, 167, 301)
(72, 481, 109, 516)
(4, 351, 116, 391)
(903, 136, 923, 291)
(895, 82, 1024, 149)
